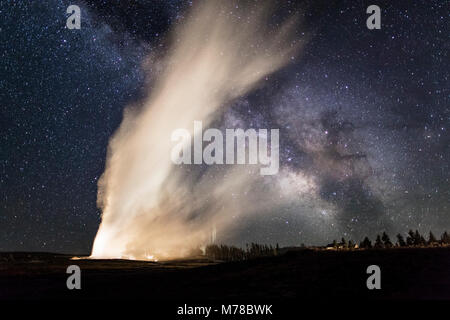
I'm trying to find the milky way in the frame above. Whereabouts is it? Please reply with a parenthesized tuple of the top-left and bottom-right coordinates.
(1, 0, 448, 253)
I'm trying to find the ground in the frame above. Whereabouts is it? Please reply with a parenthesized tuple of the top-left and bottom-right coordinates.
(1, 247, 450, 300)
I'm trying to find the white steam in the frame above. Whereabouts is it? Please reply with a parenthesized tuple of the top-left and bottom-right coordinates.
(91, 1, 301, 260)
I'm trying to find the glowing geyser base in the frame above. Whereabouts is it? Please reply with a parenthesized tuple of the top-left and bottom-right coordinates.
(91, 1, 301, 260)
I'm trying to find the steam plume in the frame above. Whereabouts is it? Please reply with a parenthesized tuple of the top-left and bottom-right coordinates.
(91, 1, 301, 260)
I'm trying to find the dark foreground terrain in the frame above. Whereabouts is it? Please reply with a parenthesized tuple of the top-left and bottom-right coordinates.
(1, 247, 449, 300)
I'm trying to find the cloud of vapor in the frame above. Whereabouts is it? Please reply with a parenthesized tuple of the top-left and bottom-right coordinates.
(91, 1, 302, 260)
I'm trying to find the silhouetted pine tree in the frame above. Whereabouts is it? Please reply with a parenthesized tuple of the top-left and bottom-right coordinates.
(441, 231, 450, 244)
(360, 237, 372, 249)
(428, 231, 437, 244)
(414, 230, 422, 246)
(397, 234, 406, 247)
(381, 232, 393, 248)
(407, 230, 415, 246)
(340, 237, 347, 248)
(428, 231, 437, 245)
(374, 235, 384, 248)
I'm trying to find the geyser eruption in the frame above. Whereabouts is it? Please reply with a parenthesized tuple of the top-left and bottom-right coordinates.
(91, 1, 301, 260)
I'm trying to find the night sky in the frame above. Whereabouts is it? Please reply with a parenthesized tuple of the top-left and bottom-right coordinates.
(1, 0, 449, 254)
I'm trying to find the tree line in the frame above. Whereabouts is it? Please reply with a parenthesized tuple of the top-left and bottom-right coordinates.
(357, 230, 450, 249)
(205, 242, 280, 261)
(204, 230, 450, 261)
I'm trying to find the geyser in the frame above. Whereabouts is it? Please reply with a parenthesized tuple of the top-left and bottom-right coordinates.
(91, 0, 301, 260)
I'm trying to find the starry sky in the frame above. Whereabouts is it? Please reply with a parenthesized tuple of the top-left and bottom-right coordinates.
(1, 0, 449, 254)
